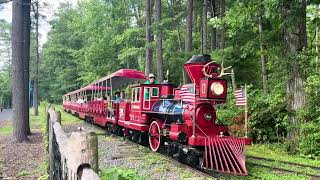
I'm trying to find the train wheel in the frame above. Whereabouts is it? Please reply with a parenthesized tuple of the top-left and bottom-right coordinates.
(149, 121, 161, 152)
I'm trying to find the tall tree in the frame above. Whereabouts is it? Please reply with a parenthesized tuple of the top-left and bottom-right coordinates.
(32, 0, 39, 116)
(219, 0, 225, 49)
(155, 0, 163, 82)
(282, 0, 307, 140)
(23, 0, 31, 135)
(202, 0, 208, 53)
(210, 0, 216, 51)
(145, 0, 152, 75)
(258, 17, 268, 94)
(12, 0, 31, 142)
(185, 0, 193, 52)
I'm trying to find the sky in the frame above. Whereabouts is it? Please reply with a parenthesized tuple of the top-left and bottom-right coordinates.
(0, 0, 78, 46)
(0, 0, 78, 68)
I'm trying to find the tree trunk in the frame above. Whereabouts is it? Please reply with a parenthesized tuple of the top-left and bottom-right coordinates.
(145, 0, 152, 75)
(202, 0, 208, 54)
(219, 0, 225, 49)
(12, 0, 29, 142)
(185, 0, 193, 52)
(282, 0, 307, 140)
(316, 4, 320, 72)
(155, 0, 163, 82)
(258, 17, 268, 94)
(23, 0, 31, 135)
(210, 0, 216, 51)
(33, 0, 39, 116)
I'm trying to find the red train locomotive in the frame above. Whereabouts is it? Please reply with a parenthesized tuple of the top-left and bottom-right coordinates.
(63, 55, 251, 175)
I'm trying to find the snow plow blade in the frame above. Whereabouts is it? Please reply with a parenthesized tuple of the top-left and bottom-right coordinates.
(204, 137, 247, 175)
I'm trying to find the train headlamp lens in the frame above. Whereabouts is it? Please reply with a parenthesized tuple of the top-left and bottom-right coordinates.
(204, 113, 212, 121)
(211, 82, 224, 96)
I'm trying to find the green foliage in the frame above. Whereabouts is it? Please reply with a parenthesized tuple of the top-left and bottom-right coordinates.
(297, 74, 320, 158)
(36, 0, 320, 159)
(100, 167, 143, 180)
(0, 20, 11, 108)
(249, 88, 287, 143)
(299, 122, 320, 159)
(216, 88, 242, 126)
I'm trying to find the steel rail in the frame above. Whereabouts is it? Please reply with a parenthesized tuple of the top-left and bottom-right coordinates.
(247, 155, 320, 171)
(74, 113, 320, 179)
(247, 162, 320, 179)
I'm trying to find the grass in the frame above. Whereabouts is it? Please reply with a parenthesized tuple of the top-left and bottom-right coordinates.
(246, 143, 320, 166)
(17, 170, 30, 177)
(0, 121, 12, 135)
(53, 105, 82, 124)
(100, 167, 144, 180)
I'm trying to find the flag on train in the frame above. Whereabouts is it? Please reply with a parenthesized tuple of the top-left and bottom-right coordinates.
(235, 88, 246, 106)
(180, 84, 195, 103)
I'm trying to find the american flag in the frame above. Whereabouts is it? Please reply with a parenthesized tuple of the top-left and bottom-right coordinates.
(235, 89, 246, 106)
(179, 84, 195, 103)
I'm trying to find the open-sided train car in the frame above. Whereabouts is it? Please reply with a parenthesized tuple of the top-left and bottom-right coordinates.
(63, 55, 251, 175)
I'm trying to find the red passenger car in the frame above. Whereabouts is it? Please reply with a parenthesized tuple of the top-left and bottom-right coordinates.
(63, 55, 251, 175)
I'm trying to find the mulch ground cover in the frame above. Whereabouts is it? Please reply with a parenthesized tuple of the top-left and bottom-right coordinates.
(0, 121, 46, 180)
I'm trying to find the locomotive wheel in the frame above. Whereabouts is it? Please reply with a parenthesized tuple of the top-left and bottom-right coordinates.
(149, 121, 161, 152)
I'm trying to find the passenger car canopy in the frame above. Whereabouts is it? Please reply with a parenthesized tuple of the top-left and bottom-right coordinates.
(92, 69, 146, 89)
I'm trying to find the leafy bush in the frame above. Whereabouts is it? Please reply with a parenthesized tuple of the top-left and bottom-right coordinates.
(216, 86, 287, 143)
(249, 88, 287, 143)
(298, 74, 320, 158)
(299, 122, 320, 159)
(100, 167, 143, 180)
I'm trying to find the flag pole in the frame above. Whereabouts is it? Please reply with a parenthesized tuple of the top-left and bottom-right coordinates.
(244, 84, 248, 137)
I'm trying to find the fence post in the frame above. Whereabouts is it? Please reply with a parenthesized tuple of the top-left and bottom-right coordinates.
(48, 107, 54, 179)
(47, 106, 100, 180)
(56, 111, 61, 124)
(66, 131, 99, 177)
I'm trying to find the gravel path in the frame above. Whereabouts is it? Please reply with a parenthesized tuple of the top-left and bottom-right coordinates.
(62, 121, 206, 180)
(0, 109, 12, 122)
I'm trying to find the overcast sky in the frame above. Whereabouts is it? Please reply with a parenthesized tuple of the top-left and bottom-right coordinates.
(0, 0, 78, 45)
(0, 0, 78, 68)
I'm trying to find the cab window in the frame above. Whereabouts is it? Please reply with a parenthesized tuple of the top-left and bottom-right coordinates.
(132, 87, 140, 102)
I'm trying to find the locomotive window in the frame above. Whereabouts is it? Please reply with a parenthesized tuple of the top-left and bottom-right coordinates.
(132, 87, 140, 102)
(151, 87, 159, 97)
(136, 88, 140, 101)
(131, 88, 135, 101)
(144, 87, 151, 100)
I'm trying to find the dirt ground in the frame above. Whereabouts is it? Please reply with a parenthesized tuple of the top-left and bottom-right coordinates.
(0, 121, 46, 180)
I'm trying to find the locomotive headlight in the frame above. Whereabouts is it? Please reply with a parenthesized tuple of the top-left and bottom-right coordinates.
(204, 113, 212, 121)
(211, 82, 224, 96)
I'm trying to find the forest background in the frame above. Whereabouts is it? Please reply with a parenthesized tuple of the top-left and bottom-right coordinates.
(0, 0, 320, 159)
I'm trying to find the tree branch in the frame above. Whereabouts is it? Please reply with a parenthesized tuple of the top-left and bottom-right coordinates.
(0, 0, 12, 4)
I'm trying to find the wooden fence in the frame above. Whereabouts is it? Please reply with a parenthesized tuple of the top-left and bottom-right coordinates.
(46, 105, 100, 180)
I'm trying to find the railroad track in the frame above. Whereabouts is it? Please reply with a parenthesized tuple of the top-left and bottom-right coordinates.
(247, 155, 320, 179)
(80, 120, 320, 179)
(155, 152, 215, 179)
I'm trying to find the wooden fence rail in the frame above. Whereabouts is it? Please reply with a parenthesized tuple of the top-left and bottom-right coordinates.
(46, 105, 100, 180)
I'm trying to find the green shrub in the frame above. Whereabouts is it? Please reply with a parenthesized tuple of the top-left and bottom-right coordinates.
(299, 122, 320, 159)
(216, 86, 287, 143)
(249, 89, 287, 143)
(298, 75, 320, 158)
(100, 167, 143, 180)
